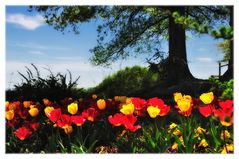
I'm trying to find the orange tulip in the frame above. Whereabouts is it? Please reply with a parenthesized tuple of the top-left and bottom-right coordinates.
(97, 99, 106, 110)
(6, 110, 14, 120)
(23, 101, 33, 108)
(29, 107, 39, 117)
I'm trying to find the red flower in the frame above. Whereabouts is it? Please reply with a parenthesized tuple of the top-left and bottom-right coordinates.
(147, 97, 164, 108)
(29, 121, 40, 131)
(213, 100, 233, 127)
(57, 114, 72, 128)
(82, 107, 99, 122)
(123, 114, 141, 132)
(108, 113, 125, 126)
(147, 97, 170, 116)
(198, 104, 215, 117)
(131, 98, 147, 116)
(175, 105, 192, 116)
(159, 105, 171, 116)
(71, 115, 85, 126)
(108, 113, 141, 132)
(48, 108, 62, 123)
(14, 126, 32, 140)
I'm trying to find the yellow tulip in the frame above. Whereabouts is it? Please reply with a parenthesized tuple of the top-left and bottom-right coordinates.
(147, 106, 160, 118)
(120, 103, 134, 115)
(5, 110, 14, 120)
(200, 92, 214, 104)
(97, 99, 106, 110)
(44, 106, 54, 116)
(29, 107, 39, 117)
(174, 92, 183, 103)
(177, 97, 191, 112)
(67, 103, 78, 115)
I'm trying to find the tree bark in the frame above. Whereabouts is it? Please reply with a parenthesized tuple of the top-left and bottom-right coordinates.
(167, 6, 194, 84)
(221, 6, 233, 81)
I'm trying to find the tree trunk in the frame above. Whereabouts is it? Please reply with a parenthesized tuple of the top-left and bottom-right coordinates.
(221, 6, 233, 81)
(166, 6, 194, 84)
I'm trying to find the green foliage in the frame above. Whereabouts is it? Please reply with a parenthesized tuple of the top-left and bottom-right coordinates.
(89, 66, 160, 98)
(6, 64, 85, 102)
(217, 40, 231, 61)
(31, 6, 230, 67)
(209, 78, 233, 100)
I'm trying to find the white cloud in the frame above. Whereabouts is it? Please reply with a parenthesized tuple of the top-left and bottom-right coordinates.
(196, 57, 214, 63)
(6, 13, 45, 30)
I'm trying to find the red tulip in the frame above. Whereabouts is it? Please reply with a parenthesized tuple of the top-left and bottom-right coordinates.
(147, 97, 165, 108)
(57, 114, 72, 128)
(48, 108, 62, 123)
(82, 107, 99, 122)
(29, 121, 40, 131)
(213, 100, 233, 127)
(71, 115, 85, 126)
(123, 114, 141, 132)
(198, 104, 215, 117)
(14, 126, 32, 140)
(108, 113, 125, 126)
(131, 98, 147, 116)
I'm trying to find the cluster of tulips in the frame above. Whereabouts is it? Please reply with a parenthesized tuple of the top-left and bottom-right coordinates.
(5, 92, 233, 153)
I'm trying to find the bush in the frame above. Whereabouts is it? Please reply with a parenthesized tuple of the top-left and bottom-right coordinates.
(209, 78, 233, 100)
(6, 64, 86, 102)
(89, 66, 160, 98)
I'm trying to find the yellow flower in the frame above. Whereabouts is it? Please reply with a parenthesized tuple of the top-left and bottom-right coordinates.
(120, 103, 134, 115)
(67, 103, 78, 115)
(195, 127, 207, 135)
(173, 129, 181, 136)
(169, 123, 178, 130)
(5, 110, 14, 120)
(220, 130, 231, 140)
(5, 101, 9, 108)
(199, 92, 214, 104)
(172, 142, 178, 150)
(44, 106, 54, 116)
(174, 92, 183, 103)
(29, 107, 39, 117)
(63, 125, 73, 135)
(97, 99, 106, 110)
(199, 139, 209, 148)
(177, 96, 191, 112)
(147, 106, 160, 118)
(221, 144, 233, 154)
(179, 136, 185, 146)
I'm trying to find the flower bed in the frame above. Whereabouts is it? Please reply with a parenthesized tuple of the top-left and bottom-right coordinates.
(5, 92, 233, 153)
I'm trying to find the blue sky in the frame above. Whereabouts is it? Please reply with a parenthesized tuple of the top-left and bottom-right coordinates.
(6, 6, 226, 89)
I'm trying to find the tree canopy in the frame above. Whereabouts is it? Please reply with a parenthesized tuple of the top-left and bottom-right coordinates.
(30, 6, 232, 81)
